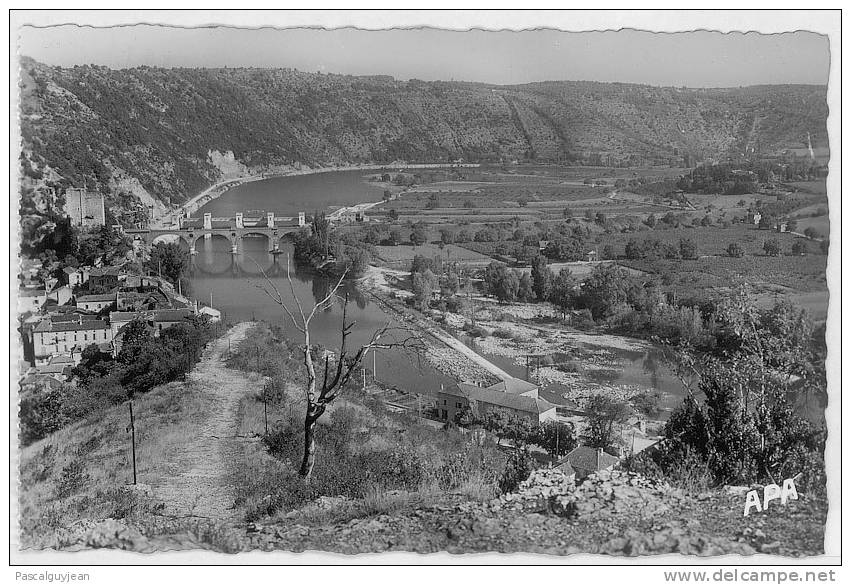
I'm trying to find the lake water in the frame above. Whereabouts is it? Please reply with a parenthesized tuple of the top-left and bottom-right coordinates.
(195, 170, 385, 218)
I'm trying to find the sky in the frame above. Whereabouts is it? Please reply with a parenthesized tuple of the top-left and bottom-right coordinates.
(17, 25, 830, 87)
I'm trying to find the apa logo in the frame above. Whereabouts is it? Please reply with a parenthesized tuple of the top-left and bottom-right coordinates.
(743, 478, 799, 516)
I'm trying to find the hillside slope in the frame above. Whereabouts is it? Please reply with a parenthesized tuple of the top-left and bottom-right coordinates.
(17, 323, 264, 550)
(18, 56, 827, 210)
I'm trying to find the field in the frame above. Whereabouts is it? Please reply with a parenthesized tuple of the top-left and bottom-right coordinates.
(374, 243, 493, 267)
(364, 165, 830, 321)
(599, 224, 813, 257)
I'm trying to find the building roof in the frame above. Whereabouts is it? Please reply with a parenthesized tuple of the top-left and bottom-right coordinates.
(20, 373, 63, 390)
(33, 319, 110, 333)
(50, 312, 99, 322)
(35, 363, 73, 376)
(76, 293, 116, 303)
(109, 308, 194, 324)
(554, 459, 576, 477)
(488, 378, 538, 396)
(151, 308, 194, 322)
(565, 446, 620, 473)
(18, 287, 46, 298)
(450, 381, 556, 416)
(89, 265, 124, 277)
(109, 311, 143, 322)
(63, 266, 80, 274)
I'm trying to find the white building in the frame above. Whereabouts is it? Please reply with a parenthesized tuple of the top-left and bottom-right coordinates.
(31, 317, 113, 364)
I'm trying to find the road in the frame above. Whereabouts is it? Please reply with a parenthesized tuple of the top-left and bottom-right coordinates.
(151, 322, 255, 520)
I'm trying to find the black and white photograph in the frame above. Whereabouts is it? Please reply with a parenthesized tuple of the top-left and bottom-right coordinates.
(8, 9, 842, 571)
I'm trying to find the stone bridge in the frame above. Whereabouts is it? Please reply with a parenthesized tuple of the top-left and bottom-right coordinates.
(127, 211, 308, 254)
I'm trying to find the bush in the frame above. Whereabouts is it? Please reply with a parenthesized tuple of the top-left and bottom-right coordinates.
(433, 451, 471, 491)
(493, 328, 514, 339)
(498, 449, 534, 494)
(361, 448, 426, 492)
(726, 242, 744, 258)
(19, 384, 68, 446)
(55, 459, 88, 499)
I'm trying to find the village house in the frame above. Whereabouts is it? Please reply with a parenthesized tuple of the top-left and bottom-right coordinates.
(31, 316, 113, 365)
(109, 307, 197, 346)
(116, 289, 168, 311)
(150, 308, 196, 333)
(63, 266, 89, 287)
(18, 287, 47, 315)
(88, 265, 124, 291)
(75, 292, 117, 313)
(46, 284, 73, 306)
(436, 377, 557, 424)
(553, 458, 577, 481)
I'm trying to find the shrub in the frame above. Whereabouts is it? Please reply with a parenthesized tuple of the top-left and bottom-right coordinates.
(498, 449, 534, 494)
(493, 328, 514, 339)
(361, 448, 426, 492)
(726, 242, 744, 258)
(763, 238, 781, 257)
(55, 459, 88, 499)
(433, 451, 471, 491)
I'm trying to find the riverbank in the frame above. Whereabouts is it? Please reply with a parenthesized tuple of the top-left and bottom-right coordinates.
(358, 266, 681, 417)
(154, 162, 481, 229)
(359, 266, 507, 386)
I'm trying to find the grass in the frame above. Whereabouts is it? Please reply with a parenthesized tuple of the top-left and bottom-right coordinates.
(375, 243, 492, 265)
(18, 380, 211, 548)
(225, 322, 511, 526)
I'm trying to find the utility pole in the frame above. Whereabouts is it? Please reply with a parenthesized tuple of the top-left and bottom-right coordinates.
(128, 401, 137, 485)
(263, 383, 269, 436)
(372, 348, 377, 381)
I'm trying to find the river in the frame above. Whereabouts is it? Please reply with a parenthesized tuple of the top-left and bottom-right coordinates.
(185, 171, 824, 424)
(185, 167, 687, 415)
(187, 235, 456, 398)
(194, 169, 387, 218)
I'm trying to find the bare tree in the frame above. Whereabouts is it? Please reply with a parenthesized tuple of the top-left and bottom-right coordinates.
(255, 257, 423, 480)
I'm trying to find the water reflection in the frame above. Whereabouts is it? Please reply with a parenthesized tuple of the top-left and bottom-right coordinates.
(187, 236, 455, 398)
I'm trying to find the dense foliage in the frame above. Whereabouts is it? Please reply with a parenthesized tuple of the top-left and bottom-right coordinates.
(19, 316, 217, 446)
(632, 289, 826, 492)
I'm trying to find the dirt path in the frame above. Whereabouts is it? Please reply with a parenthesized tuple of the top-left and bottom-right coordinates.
(152, 322, 255, 520)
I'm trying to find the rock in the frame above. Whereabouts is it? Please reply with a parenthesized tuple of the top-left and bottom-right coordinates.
(84, 519, 150, 551)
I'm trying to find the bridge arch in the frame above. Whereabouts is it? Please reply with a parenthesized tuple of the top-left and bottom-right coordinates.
(151, 232, 191, 249)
